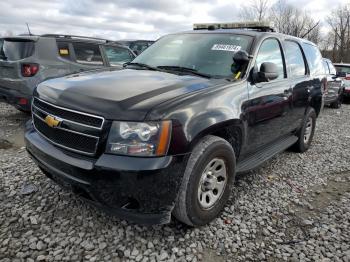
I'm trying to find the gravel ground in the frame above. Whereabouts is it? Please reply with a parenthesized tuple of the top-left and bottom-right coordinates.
(0, 102, 349, 262)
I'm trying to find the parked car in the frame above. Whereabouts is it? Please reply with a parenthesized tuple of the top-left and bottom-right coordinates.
(25, 22, 324, 226)
(333, 63, 350, 99)
(0, 34, 136, 112)
(117, 40, 154, 55)
(322, 58, 344, 108)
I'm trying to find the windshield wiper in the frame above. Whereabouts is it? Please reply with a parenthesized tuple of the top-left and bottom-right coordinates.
(124, 62, 159, 71)
(157, 66, 212, 78)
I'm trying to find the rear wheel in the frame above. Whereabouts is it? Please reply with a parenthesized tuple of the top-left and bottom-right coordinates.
(173, 136, 236, 226)
(291, 107, 316, 153)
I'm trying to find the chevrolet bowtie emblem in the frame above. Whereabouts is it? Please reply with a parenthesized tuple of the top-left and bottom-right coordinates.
(44, 115, 61, 128)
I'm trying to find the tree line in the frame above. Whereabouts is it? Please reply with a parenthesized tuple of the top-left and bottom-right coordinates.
(239, 0, 350, 63)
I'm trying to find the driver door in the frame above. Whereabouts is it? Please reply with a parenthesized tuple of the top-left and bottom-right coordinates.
(244, 38, 293, 152)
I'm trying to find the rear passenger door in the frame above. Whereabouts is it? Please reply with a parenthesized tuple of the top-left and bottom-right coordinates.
(245, 38, 293, 151)
(283, 40, 310, 130)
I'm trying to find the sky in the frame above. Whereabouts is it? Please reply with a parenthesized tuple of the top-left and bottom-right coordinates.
(0, 0, 348, 40)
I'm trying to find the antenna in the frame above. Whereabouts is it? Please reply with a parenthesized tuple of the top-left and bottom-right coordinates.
(301, 21, 320, 38)
(26, 23, 32, 36)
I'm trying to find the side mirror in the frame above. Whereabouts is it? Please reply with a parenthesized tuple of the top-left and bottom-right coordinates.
(255, 62, 279, 83)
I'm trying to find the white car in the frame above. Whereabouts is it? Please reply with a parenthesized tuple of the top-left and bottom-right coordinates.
(334, 63, 350, 98)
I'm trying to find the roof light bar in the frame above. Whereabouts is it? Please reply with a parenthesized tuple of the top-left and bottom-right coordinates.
(193, 21, 275, 32)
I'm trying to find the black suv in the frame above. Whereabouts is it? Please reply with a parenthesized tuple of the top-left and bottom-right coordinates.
(25, 22, 324, 226)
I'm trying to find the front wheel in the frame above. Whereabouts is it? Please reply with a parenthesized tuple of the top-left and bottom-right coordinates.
(291, 107, 316, 153)
(173, 136, 236, 226)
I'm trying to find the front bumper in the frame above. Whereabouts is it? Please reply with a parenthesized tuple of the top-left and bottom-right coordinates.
(25, 123, 189, 225)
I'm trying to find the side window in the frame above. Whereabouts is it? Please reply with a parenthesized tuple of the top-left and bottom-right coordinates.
(302, 43, 324, 75)
(284, 41, 306, 77)
(104, 46, 134, 66)
(57, 41, 72, 60)
(130, 42, 150, 54)
(256, 38, 285, 80)
(323, 60, 330, 74)
(72, 42, 103, 66)
(335, 65, 350, 74)
(328, 62, 337, 75)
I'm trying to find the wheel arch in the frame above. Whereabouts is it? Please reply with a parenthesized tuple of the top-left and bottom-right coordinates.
(188, 119, 245, 159)
(309, 94, 323, 117)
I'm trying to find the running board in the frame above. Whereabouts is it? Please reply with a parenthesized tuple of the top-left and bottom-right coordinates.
(236, 135, 298, 173)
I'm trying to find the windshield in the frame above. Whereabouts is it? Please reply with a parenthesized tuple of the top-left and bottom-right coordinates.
(335, 65, 350, 74)
(0, 39, 35, 61)
(133, 33, 252, 78)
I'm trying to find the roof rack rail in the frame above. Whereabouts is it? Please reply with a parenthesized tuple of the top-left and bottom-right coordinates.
(193, 21, 275, 32)
(40, 34, 115, 43)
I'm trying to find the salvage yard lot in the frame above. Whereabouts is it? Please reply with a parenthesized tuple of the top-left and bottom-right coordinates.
(0, 102, 349, 262)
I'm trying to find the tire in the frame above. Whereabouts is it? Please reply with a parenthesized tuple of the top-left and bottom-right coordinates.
(291, 107, 316, 153)
(330, 93, 343, 109)
(173, 135, 236, 226)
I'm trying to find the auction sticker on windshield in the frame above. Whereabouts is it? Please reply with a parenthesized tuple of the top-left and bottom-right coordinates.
(211, 44, 241, 52)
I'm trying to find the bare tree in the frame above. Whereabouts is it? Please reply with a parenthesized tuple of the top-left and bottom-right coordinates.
(238, 1, 350, 62)
(239, 0, 271, 22)
(269, 0, 321, 43)
(326, 4, 350, 62)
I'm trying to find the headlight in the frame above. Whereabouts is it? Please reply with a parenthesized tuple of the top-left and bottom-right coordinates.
(106, 121, 172, 156)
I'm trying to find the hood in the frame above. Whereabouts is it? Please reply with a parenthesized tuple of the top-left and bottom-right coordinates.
(35, 69, 219, 120)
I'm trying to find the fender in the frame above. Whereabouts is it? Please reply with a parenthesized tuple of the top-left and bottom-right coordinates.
(146, 80, 250, 155)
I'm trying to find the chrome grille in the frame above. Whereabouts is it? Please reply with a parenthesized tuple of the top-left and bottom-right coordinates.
(33, 98, 104, 129)
(32, 98, 104, 156)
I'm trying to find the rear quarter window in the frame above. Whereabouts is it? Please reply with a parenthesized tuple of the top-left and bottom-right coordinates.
(72, 42, 103, 66)
(302, 43, 324, 75)
(0, 39, 35, 61)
